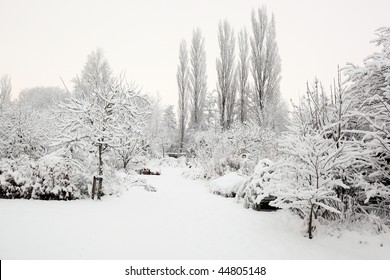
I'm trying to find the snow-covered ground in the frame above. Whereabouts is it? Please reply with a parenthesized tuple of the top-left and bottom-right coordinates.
(0, 167, 389, 259)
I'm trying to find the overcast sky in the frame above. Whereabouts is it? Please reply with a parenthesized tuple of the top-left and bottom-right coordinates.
(1, 0, 389, 106)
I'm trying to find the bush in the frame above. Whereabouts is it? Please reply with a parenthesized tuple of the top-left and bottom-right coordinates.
(0, 156, 89, 200)
(190, 123, 279, 179)
(181, 166, 207, 180)
(210, 172, 248, 197)
(236, 159, 278, 210)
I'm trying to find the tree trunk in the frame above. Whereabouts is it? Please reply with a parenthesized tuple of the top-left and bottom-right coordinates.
(220, 104, 225, 129)
(98, 143, 103, 176)
(123, 158, 129, 170)
(95, 143, 104, 200)
(240, 92, 245, 123)
(308, 203, 315, 239)
(91, 177, 96, 200)
(97, 177, 102, 200)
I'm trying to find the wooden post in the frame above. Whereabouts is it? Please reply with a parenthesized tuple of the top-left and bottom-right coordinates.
(92, 176, 96, 200)
(97, 177, 103, 200)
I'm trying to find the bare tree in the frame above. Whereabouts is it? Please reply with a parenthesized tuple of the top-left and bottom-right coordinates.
(216, 20, 237, 129)
(0, 75, 12, 105)
(237, 28, 250, 123)
(189, 28, 207, 130)
(250, 6, 281, 125)
(177, 40, 189, 149)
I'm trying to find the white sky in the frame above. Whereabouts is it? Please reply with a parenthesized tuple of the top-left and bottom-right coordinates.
(1, 0, 389, 106)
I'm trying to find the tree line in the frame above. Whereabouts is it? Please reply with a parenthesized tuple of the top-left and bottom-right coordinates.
(177, 6, 285, 150)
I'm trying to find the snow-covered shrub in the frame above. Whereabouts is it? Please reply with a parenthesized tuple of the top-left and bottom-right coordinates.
(237, 157, 257, 176)
(192, 130, 234, 178)
(31, 155, 88, 200)
(0, 157, 33, 199)
(155, 156, 188, 168)
(181, 166, 207, 180)
(209, 172, 248, 197)
(126, 154, 150, 171)
(190, 122, 280, 179)
(268, 69, 389, 237)
(227, 122, 280, 162)
(236, 159, 278, 210)
(176, 156, 188, 168)
(102, 170, 157, 196)
(128, 177, 157, 192)
(0, 155, 89, 200)
(270, 129, 359, 238)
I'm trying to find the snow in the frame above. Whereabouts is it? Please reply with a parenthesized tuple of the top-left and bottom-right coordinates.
(209, 172, 248, 197)
(181, 166, 206, 180)
(0, 167, 389, 260)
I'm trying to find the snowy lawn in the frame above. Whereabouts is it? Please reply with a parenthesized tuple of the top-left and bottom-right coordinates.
(0, 167, 389, 259)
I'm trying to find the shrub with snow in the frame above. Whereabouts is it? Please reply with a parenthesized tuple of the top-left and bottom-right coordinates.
(189, 122, 279, 179)
(0, 158, 32, 199)
(181, 165, 207, 180)
(102, 170, 157, 196)
(236, 159, 278, 209)
(0, 156, 89, 200)
(155, 156, 188, 168)
(209, 172, 248, 197)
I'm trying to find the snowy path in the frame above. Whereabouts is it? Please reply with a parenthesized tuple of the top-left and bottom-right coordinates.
(0, 167, 389, 259)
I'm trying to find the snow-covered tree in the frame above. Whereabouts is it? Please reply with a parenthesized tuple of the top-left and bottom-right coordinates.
(227, 121, 279, 162)
(162, 105, 177, 147)
(55, 76, 150, 174)
(55, 49, 151, 186)
(292, 78, 331, 135)
(250, 6, 281, 125)
(111, 82, 151, 169)
(269, 81, 363, 237)
(19, 86, 68, 110)
(216, 19, 237, 129)
(344, 27, 390, 213)
(268, 66, 388, 237)
(73, 48, 113, 101)
(272, 125, 359, 239)
(147, 93, 165, 156)
(203, 90, 218, 130)
(237, 28, 250, 124)
(189, 28, 207, 130)
(0, 101, 45, 159)
(0, 74, 12, 105)
(177, 40, 190, 149)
